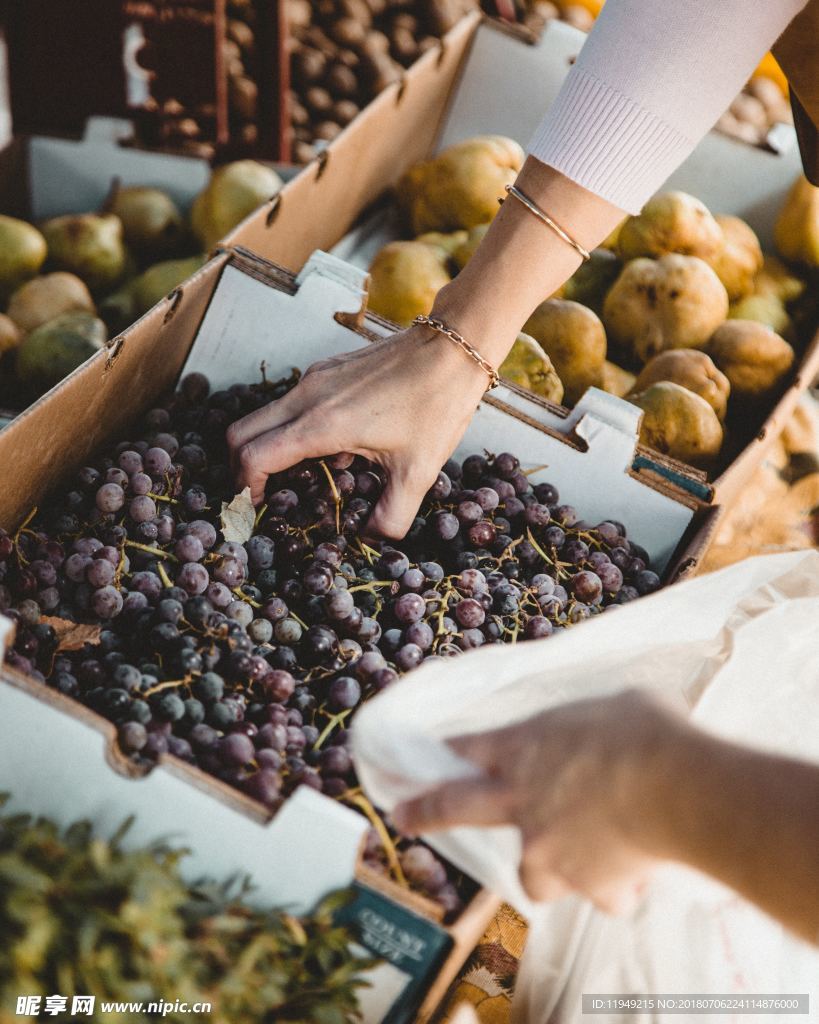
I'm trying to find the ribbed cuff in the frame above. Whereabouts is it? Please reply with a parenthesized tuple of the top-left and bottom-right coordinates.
(528, 67, 696, 214)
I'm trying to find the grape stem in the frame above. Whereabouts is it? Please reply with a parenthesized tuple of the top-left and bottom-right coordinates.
(148, 492, 177, 504)
(344, 790, 408, 889)
(157, 563, 174, 589)
(347, 580, 397, 594)
(13, 505, 38, 565)
(318, 460, 342, 536)
(233, 587, 261, 609)
(313, 708, 352, 750)
(253, 504, 268, 530)
(124, 541, 179, 562)
(142, 676, 190, 697)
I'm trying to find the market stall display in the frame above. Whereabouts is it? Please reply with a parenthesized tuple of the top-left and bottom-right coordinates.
(0, 156, 282, 416)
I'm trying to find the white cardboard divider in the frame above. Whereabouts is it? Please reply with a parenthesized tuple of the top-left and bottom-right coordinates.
(24, 116, 299, 221)
(184, 250, 694, 571)
(0, 676, 367, 913)
(28, 118, 212, 219)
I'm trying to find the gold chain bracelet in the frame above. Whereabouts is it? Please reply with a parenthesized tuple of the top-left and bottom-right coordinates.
(413, 314, 501, 391)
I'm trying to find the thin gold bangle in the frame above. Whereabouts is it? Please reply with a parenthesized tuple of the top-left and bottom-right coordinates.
(502, 184, 591, 262)
(413, 314, 501, 391)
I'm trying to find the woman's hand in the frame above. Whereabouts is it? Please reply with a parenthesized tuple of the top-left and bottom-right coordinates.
(226, 319, 491, 539)
(226, 161, 624, 538)
(392, 690, 689, 911)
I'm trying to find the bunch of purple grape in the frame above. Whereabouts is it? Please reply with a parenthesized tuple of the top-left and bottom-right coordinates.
(0, 370, 660, 919)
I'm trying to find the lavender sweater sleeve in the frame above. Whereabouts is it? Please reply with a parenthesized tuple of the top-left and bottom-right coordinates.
(528, 0, 809, 213)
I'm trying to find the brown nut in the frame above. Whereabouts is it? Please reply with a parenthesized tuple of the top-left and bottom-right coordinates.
(290, 98, 310, 127)
(291, 47, 328, 87)
(325, 63, 359, 98)
(339, 0, 374, 25)
(336, 48, 361, 69)
(314, 120, 343, 142)
(229, 76, 258, 122)
(286, 0, 312, 29)
(391, 26, 419, 64)
(391, 12, 419, 32)
(329, 17, 369, 49)
(228, 18, 255, 53)
(304, 86, 334, 115)
(333, 99, 360, 125)
(294, 141, 318, 163)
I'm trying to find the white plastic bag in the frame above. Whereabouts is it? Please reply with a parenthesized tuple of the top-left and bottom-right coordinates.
(352, 550, 819, 1023)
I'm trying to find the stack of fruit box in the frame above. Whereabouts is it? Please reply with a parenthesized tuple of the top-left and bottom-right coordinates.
(0, 243, 717, 1023)
(224, 12, 819, 517)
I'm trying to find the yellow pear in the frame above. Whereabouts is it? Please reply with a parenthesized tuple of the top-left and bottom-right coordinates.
(367, 241, 451, 326)
(774, 175, 819, 267)
(191, 160, 283, 249)
(0, 215, 47, 297)
(7, 273, 95, 334)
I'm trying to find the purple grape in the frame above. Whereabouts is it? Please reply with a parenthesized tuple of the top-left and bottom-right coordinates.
(86, 558, 116, 588)
(427, 471, 452, 500)
(129, 495, 157, 523)
(571, 570, 603, 604)
(144, 446, 172, 478)
(468, 520, 496, 547)
(178, 562, 209, 596)
(474, 486, 499, 511)
(635, 569, 661, 595)
(395, 643, 424, 671)
(405, 621, 434, 650)
(455, 598, 485, 628)
(213, 557, 245, 587)
(598, 563, 623, 593)
(219, 732, 255, 767)
(394, 592, 425, 625)
(175, 534, 204, 563)
(432, 511, 459, 541)
(96, 483, 125, 513)
(328, 676, 361, 710)
(524, 615, 553, 639)
(92, 586, 123, 619)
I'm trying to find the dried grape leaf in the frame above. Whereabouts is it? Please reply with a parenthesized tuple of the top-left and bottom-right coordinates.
(220, 487, 256, 544)
(41, 617, 102, 652)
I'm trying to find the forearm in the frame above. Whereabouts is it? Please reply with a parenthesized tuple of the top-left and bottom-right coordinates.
(431, 157, 625, 366)
(649, 728, 819, 945)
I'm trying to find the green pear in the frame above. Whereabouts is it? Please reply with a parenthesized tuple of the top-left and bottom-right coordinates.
(108, 186, 185, 255)
(7, 272, 95, 334)
(131, 255, 206, 316)
(41, 213, 126, 292)
(17, 311, 108, 389)
(0, 215, 47, 298)
(190, 160, 283, 249)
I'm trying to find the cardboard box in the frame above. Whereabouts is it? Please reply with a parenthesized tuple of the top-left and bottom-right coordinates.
(0, 245, 717, 1021)
(224, 13, 819, 517)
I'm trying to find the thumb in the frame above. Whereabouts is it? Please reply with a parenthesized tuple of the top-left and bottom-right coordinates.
(364, 472, 428, 541)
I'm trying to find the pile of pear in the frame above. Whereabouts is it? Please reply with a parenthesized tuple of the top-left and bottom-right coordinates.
(368, 135, 816, 470)
(0, 160, 282, 402)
